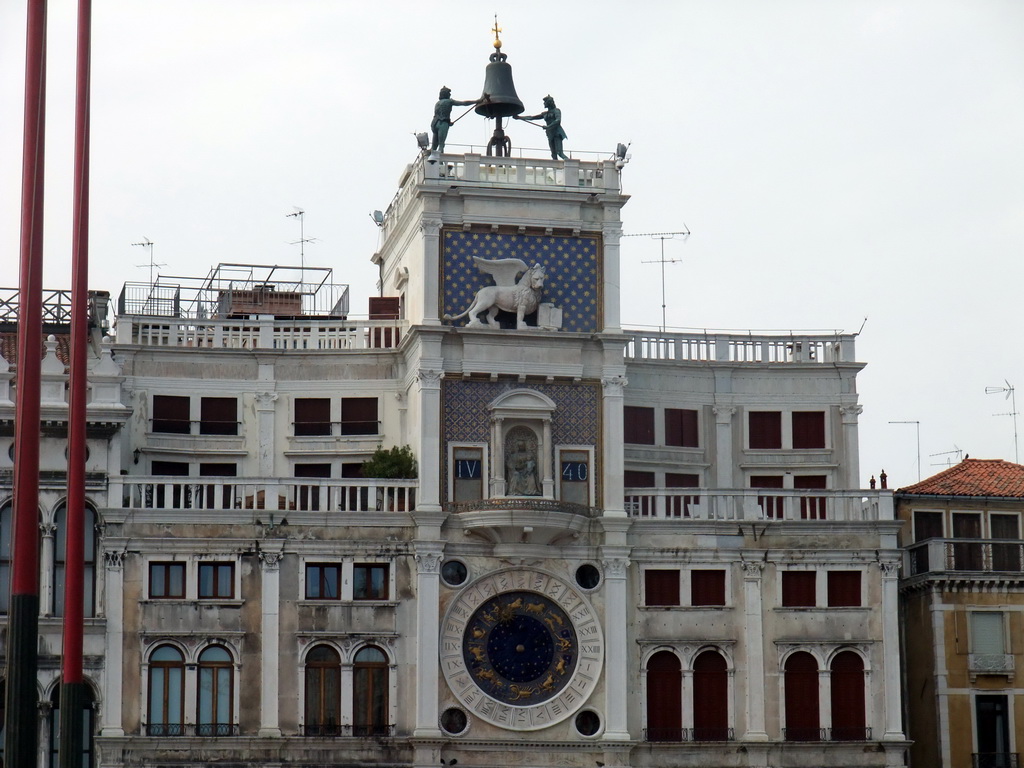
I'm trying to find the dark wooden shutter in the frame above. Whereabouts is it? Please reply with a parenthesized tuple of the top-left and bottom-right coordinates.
(624, 406, 655, 445)
(200, 397, 237, 435)
(752, 475, 784, 519)
(991, 515, 1021, 570)
(646, 651, 682, 742)
(784, 652, 820, 741)
(625, 470, 656, 516)
(369, 297, 401, 348)
(913, 511, 944, 541)
(341, 397, 378, 436)
(826, 571, 861, 607)
(792, 411, 825, 449)
(748, 411, 782, 449)
(645, 570, 680, 606)
(153, 395, 190, 434)
(665, 409, 699, 447)
(781, 571, 816, 607)
(295, 398, 331, 436)
(691, 569, 726, 606)
(830, 652, 866, 740)
(692, 651, 729, 740)
(666, 472, 700, 517)
(953, 513, 983, 570)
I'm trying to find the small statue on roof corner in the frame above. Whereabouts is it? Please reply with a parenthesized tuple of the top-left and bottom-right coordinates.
(515, 95, 568, 161)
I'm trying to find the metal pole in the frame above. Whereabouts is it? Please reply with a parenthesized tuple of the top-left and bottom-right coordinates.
(59, 0, 91, 765)
(8, 1, 48, 764)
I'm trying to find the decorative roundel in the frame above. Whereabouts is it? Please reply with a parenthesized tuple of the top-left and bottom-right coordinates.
(440, 567, 604, 731)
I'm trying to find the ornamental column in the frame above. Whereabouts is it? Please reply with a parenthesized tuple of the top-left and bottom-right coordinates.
(602, 376, 627, 516)
(416, 369, 443, 510)
(258, 543, 284, 736)
(840, 404, 864, 488)
(420, 218, 443, 325)
(255, 390, 278, 478)
(602, 223, 623, 333)
(413, 544, 443, 737)
(741, 560, 768, 740)
(879, 561, 904, 739)
(541, 417, 554, 497)
(713, 406, 736, 489)
(39, 522, 56, 616)
(100, 550, 125, 736)
(601, 549, 630, 739)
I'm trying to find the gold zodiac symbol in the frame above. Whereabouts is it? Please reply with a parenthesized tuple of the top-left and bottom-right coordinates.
(468, 646, 486, 662)
(540, 674, 556, 691)
(525, 602, 546, 616)
(509, 684, 537, 701)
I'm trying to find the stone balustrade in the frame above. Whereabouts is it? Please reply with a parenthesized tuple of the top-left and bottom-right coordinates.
(624, 487, 893, 522)
(624, 330, 857, 365)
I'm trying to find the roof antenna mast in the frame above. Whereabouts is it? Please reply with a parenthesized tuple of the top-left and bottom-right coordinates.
(986, 381, 1019, 463)
(132, 237, 165, 287)
(286, 207, 319, 284)
(623, 228, 691, 332)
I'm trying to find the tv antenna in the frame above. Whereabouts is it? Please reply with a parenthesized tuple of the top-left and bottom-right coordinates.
(622, 227, 690, 332)
(889, 420, 921, 481)
(132, 237, 165, 286)
(286, 207, 319, 278)
(985, 380, 1019, 463)
(929, 446, 963, 468)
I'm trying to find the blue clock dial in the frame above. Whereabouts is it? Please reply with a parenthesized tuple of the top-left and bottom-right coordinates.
(462, 591, 577, 704)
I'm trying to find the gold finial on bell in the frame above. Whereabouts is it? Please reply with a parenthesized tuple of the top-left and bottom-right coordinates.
(492, 15, 502, 51)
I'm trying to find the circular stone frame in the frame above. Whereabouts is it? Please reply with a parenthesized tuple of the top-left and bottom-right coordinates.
(440, 567, 604, 731)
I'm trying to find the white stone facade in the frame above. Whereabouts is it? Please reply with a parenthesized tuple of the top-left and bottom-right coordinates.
(0, 151, 906, 767)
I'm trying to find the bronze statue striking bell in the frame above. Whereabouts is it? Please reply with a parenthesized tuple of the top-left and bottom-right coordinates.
(476, 51, 524, 119)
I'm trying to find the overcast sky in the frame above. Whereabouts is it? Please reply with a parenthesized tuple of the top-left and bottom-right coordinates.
(2, 0, 1022, 488)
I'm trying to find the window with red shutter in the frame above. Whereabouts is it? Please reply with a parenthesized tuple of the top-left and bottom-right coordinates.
(691, 570, 726, 606)
(748, 411, 782, 449)
(781, 571, 816, 607)
(625, 470, 656, 517)
(295, 398, 331, 436)
(692, 650, 729, 741)
(830, 652, 866, 740)
(645, 651, 682, 742)
(795, 474, 827, 519)
(624, 406, 655, 445)
(200, 397, 237, 435)
(341, 397, 378, 436)
(666, 473, 700, 517)
(665, 408, 699, 448)
(153, 395, 190, 434)
(752, 475, 784, 519)
(784, 652, 820, 741)
(792, 411, 825, 449)
(645, 570, 681, 606)
(827, 571, 861, 607)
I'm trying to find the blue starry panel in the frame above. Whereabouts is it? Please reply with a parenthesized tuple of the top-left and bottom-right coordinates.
(442, 378, 602, 504)
(441, 230, 601, 334)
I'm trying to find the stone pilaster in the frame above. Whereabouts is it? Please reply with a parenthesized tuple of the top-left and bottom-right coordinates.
(713, 406, 736, 489)
(840, 404, 864, 487)
(601, 550, 631, 739)
(879, 560, 904, 740)
(741, 559, 768, 740)
(100, 549, 125, 736)
(420, 218, 443, 325)
(258, 543, 284, 736)
(602, 376, 627, 516)
(413, 544, 443, 737)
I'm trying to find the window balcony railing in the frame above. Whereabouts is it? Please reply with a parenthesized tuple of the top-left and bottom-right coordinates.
(828, 726, 872, 741)
(116, 476, 417, 513)
(625, 488, 893, 522)
(969, 653, 1015, 675)
(302, 723, 395, 737)
(643, 727, 734, 742)
(783, 727, 828, 742)
(906, 538, 1024, 576)
(144, 723, 239, 737)
(973, 754, 1020, 768)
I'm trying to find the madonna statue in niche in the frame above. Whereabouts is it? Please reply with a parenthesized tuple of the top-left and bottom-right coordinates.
(505, 427, 541, 496)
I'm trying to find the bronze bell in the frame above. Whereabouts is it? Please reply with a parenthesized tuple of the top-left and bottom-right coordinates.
(476, 51, 524, 119)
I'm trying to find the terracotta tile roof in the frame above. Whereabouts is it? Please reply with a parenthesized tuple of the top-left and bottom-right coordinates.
(0, 332, 72, 369)
(897, 458, 1024, 498)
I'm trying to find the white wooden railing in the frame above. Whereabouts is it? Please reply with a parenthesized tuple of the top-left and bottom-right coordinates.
(113, 476, 417, 513)
(115, 316, 404, 350)
(624, 331, 857, 365)
(624, 488, 893, 522)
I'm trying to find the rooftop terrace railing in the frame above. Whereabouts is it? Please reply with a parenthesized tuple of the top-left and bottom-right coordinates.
(624, 330, 857, 365)
(625, 488, 893, 522)
(114, 315, 404, 350)
(906, 538, 1024, 576)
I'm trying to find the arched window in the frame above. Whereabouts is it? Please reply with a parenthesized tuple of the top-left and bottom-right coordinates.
(692, 650, 729, 741)
(197, 646, 233, 736)
(48, 683, 96, 768)
(645, 651, 682, 742)
(305, 645, 341, 736)
(54, 504, 97, 617)
(353, 646, 389, 736)
(830, 651, 866, 740)
(784, 652, 820, 741)
(148, 646, 184, 736)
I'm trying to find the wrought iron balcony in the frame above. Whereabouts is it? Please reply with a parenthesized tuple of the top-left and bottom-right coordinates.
(144, 723, 239, 737)
(973, 753, 1020, 768)
(907, 538, 1024, 576)
(643, 727, 734, 742)
(301, 723, 395, 737)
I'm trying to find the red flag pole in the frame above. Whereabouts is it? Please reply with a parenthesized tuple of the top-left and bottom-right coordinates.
(60, 0, 92, 764)
(7, 0, 48, 763)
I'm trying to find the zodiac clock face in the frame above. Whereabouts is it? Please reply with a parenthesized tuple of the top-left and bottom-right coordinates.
(440, 568, 603, 731)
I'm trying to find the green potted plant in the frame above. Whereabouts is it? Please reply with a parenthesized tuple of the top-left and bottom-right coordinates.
(361, 445, 417, 510)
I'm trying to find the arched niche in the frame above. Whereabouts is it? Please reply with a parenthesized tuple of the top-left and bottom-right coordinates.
(488, 389, 557, 498)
